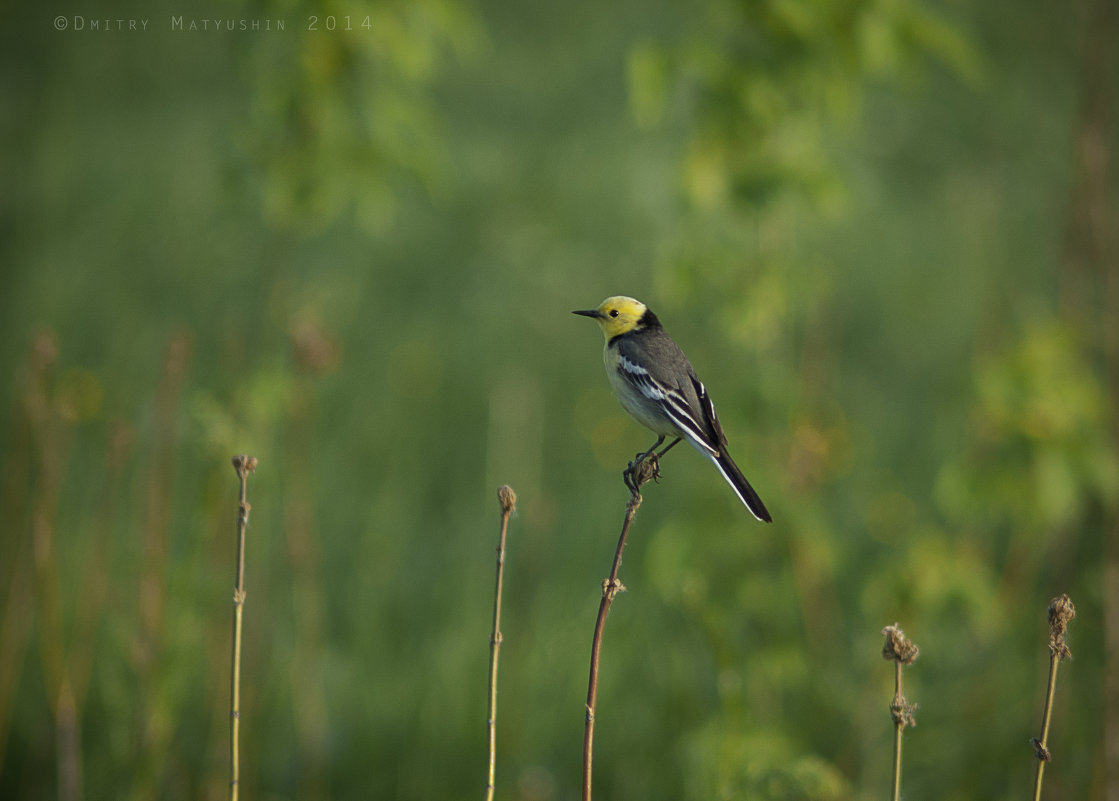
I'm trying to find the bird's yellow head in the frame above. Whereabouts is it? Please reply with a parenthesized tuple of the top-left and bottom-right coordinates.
(572, 296, 654, 341)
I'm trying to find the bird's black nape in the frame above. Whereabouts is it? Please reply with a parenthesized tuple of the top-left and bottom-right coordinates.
(638, 308, 662, 329)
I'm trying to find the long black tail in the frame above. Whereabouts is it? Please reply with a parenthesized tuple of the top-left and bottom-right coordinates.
(706, 449, 772, 523)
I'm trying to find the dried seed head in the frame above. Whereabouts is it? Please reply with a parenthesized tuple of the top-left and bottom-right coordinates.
(497, 485, 517, 516)
(232, 455, 259, 477)
(881, 624, 920, 665)
(1047, 594, 1075, 661)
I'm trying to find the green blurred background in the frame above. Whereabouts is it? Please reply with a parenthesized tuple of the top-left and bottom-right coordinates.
(2, 0, 1117, 798)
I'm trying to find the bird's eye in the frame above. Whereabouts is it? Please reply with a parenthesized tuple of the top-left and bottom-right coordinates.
(609, 309, 619, 318)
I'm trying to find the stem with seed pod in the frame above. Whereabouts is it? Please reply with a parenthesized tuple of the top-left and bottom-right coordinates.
(229, 455, 257, 801)
(1031, 594, 1076, 801)
(582, 455, 659, 801)
(485, 486, 516, 801)
(881, 624, 919, 801)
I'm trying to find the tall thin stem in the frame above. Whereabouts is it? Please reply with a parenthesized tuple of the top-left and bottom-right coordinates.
(582, 456, 659, 801)
(891, 662, 903, 801)
(1031, 594, 1076, 801)
(1030, 654, 1060, 801)
(881, 624, 919, 801)
(485, 486, 516, 801)
(230, 455, 257, 801)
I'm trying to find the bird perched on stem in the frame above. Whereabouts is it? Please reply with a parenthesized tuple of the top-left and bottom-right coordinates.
(574, 296, 771, 522)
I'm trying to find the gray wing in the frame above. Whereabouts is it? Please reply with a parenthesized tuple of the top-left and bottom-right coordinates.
(614, 333, 723, 456)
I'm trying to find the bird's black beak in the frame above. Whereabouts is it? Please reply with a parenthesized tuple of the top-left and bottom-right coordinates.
(572, 309, 603, 319)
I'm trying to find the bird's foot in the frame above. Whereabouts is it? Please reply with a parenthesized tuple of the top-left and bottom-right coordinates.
(624, 450, 661, 494)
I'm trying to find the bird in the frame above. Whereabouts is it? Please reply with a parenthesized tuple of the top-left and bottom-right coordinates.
(573, 296, 771, 522)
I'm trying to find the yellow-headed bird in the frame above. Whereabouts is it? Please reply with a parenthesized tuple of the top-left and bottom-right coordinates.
(574, 296, 771, 522)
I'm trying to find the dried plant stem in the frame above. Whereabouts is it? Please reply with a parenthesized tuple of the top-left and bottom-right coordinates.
(1031, 594, 1076, 801)
(230, 455, 257, 801)
(582, 455, 660, 801)
(485, 486, 517, 801)
(890, 661, 904, 801)
(1031, 656, 1060, 801)
(881, 624, 919, 801)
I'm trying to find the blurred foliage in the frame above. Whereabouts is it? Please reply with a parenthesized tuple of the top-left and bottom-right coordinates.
(1, 0, 1117, 799)
(629, 0, 979, 212)
(939, 316, 1119, 534)
(244, 0, 484, 231)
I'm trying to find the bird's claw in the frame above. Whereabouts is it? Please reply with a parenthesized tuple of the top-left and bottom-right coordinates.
(623, 451, 661, 494)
